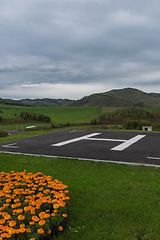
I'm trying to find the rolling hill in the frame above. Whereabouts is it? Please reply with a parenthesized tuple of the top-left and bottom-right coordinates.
(2, 88, 160, 108)
(65, 88, 160, 108)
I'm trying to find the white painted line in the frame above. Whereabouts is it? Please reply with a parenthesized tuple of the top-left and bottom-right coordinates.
(111, 135, 146, 151)
(147, 157, 160, 160)
(87, 138, 126, 142)
(51, 133, 101, 146)
(0, 151, 160, 168)
(2, 143, 18, 149)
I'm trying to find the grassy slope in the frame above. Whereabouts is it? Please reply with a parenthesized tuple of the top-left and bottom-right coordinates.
(0, 153, 160, 239)
(0, 104, 99, 130)
(65, 88, 160, 108)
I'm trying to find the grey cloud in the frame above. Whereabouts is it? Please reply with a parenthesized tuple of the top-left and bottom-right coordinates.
(1, 0, 160, 99)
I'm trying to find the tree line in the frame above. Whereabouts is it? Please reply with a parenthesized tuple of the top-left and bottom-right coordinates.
(20, 112, 51, 123)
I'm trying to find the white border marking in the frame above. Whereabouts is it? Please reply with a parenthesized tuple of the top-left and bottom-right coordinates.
(51, 133, 101, 146)
(2, 143, 18, 149)
(147, 157, 160, 160)
(111, 135, 146, 151)
(0, 151, 160, 168)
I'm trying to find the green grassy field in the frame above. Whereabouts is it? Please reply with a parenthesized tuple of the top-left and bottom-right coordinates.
(0, 153, 160, 240)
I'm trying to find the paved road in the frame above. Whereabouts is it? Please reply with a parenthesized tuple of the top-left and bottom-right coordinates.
(0, 129, 160, 166)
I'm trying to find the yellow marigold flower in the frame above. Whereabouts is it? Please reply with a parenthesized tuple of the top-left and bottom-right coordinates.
(59, 226, 63, 231)
(18, 214, 25, 220)
(62, 214, 67, 218)
(37, 228, 45, 235)
(53, 203, 59, 209)
(9, 228, 16, 235)
(9, 220, 16, 227)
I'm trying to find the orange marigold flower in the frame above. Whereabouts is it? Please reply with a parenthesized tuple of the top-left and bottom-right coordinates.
(32, 215, 39, 222)
(0, 219, 5, 224)
(30, 238, 35, 240)
(6, 198, 11, 203)
(39, 220, 45, 226)
(47, 229, 51, 235)
(4, 214, 11, 220)
(20, 227, 26, 233)
(3, 204, 9, 208)
(62, 214, 67, 218)
(26, 228, 31, 233)
(37, 228, 45, 235)
(17, 208, 23, 214)
(9, 228, 16, 235)
(18, 214, 25, 220)
(29, 221, 35, 225)
(59, 226, 63, 231)
(9, 220, 16, 227)
(20, 223, 25, 228)
(53, 203, 59, 209)
(39, 211, 45, 219)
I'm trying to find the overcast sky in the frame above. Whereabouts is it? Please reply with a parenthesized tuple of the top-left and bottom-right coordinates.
(1, 0, 160, 100)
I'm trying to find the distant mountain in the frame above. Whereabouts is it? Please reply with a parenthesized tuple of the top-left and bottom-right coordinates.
(2, 88, 160, 108)
(6, 98, 73, 107)
(65, 88, 160, 108)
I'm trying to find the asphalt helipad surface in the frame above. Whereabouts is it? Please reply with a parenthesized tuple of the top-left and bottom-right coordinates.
(0, 129, 160, 167)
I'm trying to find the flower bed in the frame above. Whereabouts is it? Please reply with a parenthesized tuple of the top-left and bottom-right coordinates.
(0, 170, 70, 240)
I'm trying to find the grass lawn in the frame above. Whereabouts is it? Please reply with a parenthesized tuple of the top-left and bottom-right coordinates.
(0, 151, 160, 239)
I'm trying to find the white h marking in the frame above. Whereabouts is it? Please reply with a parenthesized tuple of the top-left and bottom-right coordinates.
(52, 133, 146, 150)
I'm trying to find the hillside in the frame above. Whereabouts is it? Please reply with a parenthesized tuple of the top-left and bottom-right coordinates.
(65, 88, 160, 108)
(6, 98, 73, 107)
(2, 88, 160, 108)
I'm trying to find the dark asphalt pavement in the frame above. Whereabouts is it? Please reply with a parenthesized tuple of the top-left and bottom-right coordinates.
(0, 129, 160, 166)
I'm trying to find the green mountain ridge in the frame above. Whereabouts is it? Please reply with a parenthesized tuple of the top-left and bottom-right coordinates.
(65, 88, 160, 108)
(2, 88, 160, 108)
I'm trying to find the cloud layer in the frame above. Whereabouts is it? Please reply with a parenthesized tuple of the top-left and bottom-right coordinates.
(1, 0, 160, 99)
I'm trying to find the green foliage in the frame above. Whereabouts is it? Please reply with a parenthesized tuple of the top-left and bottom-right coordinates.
(0, 116, 2, 122)
(20, 112, 51, 123)
(91, 119, 97, 125)
(124, 119, 151, 130)
(99, 107, 156, 123)
(152, 123, 160, 131)
(0, 130, 8, 138)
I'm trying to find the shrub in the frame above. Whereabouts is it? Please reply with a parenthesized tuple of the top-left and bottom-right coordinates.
(101, 107, 156, 123)
(0, 171, 70, 240)
(124, 119, 151, 130)
(91, 119, 97, 125)
(20, 112, 51, 123)
(0, 131, 8, 138)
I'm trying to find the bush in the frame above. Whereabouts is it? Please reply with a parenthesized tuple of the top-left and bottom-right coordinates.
(91, 119, 97, 125)
(124, 119, 151, 130)
(0, 130, 8, 138)
(20, 112, 51, 123)
(101, 107, 156, 123)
